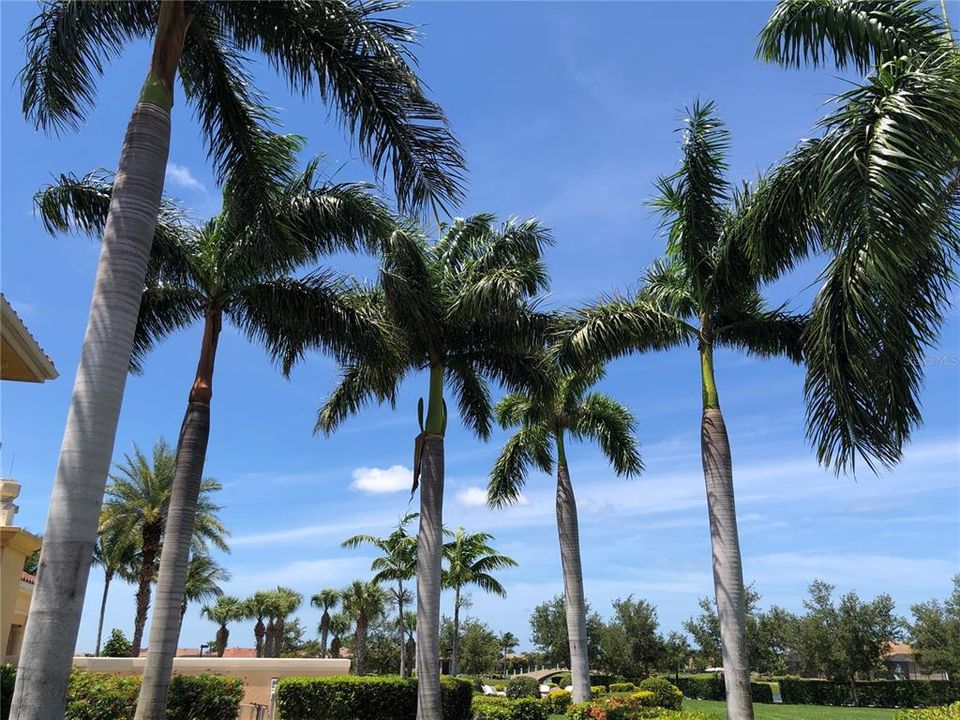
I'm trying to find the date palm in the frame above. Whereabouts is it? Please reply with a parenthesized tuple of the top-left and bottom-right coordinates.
(180, 553, 229, 622)
(92, 525, 138, 657)
(557, 102, 805, 720)
(341, 580, 390, 676)
(306, 214, 551, 720)
(441, 528, 517, 677)
(488, 360, 641, 702)
(36, 148, 392, 715)
(342, 513, 418, 675)
(15, 2, 463, 714)
(98, 439, 228, 658)
(310, 588, 341, 659)
(750, 0, 960, 472)
(201, 595, 244, 657)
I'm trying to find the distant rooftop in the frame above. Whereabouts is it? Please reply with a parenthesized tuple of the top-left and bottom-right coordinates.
(1, 295, 57, 383)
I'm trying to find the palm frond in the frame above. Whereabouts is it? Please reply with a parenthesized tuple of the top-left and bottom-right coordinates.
(445, 359, 493, 440)
(642, 257, 698, 320)
(130, 284, 206, 374)
(575, 393, 644, 478)
(488, 425, 553, 508)
(714, 302, 807, 364)
(316, 358, 406, 436)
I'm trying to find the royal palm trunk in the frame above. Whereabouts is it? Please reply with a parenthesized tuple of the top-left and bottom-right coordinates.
(9, 5, 187, 718)
(131, 527, 161, 656)
(555, 430, 591, 704)
(700, 341, 753, 720)
(135, 305, 220, 720)
(451, 588, 461, 676)
(397, 582, 406, 675)
(95, 570, 114, 657)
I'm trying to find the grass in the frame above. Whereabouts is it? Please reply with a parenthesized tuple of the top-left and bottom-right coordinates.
(683, 699, 898, 719)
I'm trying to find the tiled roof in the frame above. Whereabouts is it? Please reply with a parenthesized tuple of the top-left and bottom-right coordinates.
(20, 571, 36, 585)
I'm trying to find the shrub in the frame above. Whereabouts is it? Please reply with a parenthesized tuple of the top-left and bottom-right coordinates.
(751, 683, 774, 704)
(167, 674, 245, 720)
(637, 677, 682, 710)
(566, 695, 713, 720)
(630, 692, 656, 706)
(472, 696, 549, 720)
(505, 676, 540, 700)
(276, 675, 472, 720)
(779, 679, 960, 708)
(557, 673, 572, 688)
(591, 686, 608, 696)
(609, 683, 637, 693)
(545, 689, 572, 714)
(674, 677, 775, 704)
(2, 665, 16, 720)
(896, 703, 960, 719)
(101, 628, 132, 658)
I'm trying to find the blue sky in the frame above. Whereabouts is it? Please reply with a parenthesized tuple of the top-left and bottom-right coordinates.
(1, 2, 957, 655)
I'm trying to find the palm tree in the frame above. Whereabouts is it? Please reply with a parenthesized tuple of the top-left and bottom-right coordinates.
(305, 215, 551, 720)
(341, 580, 390, 676)
(265, 586, 302, 658)
(244, 591, 274, 659)
(750, 0, 959, 473)
(201, 595, 244, 658)
(441, 528, 517, 677)
(498, 631, 519, 675)
(488, 360, 642, 702)
(342, 513, 418, 674)
(310, 589, 341, 659)
(36, 147, 391, 715)
(328, 611, 353, 660)
(180, 553, 229, 622)
(98, 439, 229, 657)
(91, 526, 138, 656)
(15, 1, 464, 714)
(556, 103, 805, 720)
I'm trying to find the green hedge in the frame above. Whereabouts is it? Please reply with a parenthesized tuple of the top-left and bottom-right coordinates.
(779, 679, 960, 708)
(275, 675, 472, 720)
(673, 677, 774, 704)
(636, 678, 682, 711)
(895, 702, 960, 719)
(472, 696, 550, 720)
(505, 676, 540, 699)
(0, 667, 243, 720)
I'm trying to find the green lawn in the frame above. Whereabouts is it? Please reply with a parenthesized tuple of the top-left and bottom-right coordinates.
(683, 699, 898, 719)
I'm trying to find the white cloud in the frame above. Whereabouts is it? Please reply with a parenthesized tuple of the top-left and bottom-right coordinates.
(457, 485, 528, 508)
(349, 465, 411, 494)
(165, 162, 206, 193)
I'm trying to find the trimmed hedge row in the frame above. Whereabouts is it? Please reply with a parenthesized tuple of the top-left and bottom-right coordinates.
(780, 679, 960, 708)
(472, 696, 550, 720)
(275, 675, 473, 720)
(673, 677, 773, 704)
(0, 666, 243, 720)
(895, 702, 960, 719)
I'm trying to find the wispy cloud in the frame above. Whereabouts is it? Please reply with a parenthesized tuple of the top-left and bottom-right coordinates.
(350, 465, 411, 494)
(165, 162, 206, 193)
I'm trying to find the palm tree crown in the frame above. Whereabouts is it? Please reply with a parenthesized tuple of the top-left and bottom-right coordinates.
(181, 553, 230, 620)
(442, 528, 516, 600)
(201, 595, 244, 657)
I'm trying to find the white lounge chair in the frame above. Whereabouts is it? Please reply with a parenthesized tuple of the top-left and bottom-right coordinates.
(564, 685, 573, 693)
(539, 684, 552, 697)
(482, 685, 506, 697)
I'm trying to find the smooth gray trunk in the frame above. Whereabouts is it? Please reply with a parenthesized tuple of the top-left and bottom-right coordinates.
(95, 571, 113, 657)
(451, 588, 461, 676)
(701, 407, 753, 720)
(416, 435, 444, 720)
(556, 464, 591, 704)
(10, 102, 171, 720)
(135, 401, 211, 720)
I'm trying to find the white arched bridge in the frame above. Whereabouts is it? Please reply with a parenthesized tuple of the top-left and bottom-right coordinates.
(512, 667, 568, 682)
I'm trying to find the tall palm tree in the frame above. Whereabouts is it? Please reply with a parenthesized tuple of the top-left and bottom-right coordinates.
(180, 553, 229, 622)
(498, 631, 519, 675)
(15, 2, 464, 714)
(98, 439, 229, 657)
(556, 103, 805, 720)
(328, 611, 353, 660)
(201, 595, 244, 657)
(488, 360, 642, 702)
(342, 513, 418, 674)
(91, 526, 138, 657)
(441, 528, 517, 677)
(341, 580, 389, 676)
(265, 586, 302, 658)
(244, 591, 274, 658)
(310, 588, 341, 659)
(36, 147, 391, 716)
(303, 214, 551, 720)
(750, 0, 959, 472)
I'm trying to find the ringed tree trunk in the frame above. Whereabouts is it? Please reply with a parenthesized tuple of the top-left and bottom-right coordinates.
(131, 525, 162, 656)
(397, 582, 406, 675)
(9, 3, 189, 714)
(216, 625, 229, 658)
(405, 636, 416, 678)
(416, 366, 445, 720)
(451, 588, 461, 676)
(699, 339, 753, 720)
(554, 430, 591, 704)
(95, 569, 114, 657)
(319, 612, 330, 658)
(355, 617, 368, 676)
(135, 304, 220, 720)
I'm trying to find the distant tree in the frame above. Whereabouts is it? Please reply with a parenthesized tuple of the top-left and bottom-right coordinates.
(684, 586, 762, 670)
(328, 612, 353, 660)
(341, 580, 389, 675)
(530, 595, 603, 669)
(441, 616, 501, 676)
(753, 606, 800, 675)
(244, 591, 273, 658)
(310, 588, 341, 659)
(180, 553, 229, 622)
(798, 580, 903, 702)
(909, 575, 960, 679)
(102, 628, 132, 658)
(499, 631, 520, 674)
(278, 618, 322, 658)
(92, 525, 137, 656)
(599, 596, 663, 678)
(264, 587, 302, 658)
(201, 595, 244, 657)
(661, 632, 693, 681)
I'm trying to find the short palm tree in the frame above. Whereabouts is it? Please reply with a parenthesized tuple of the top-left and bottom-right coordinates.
(310, 589, 341, 659)
(180, 553, 229, 622)
(305, 214, 551, 720)
(488, 360, 642, 702)
(98, 439, 228, 657)
(342, 513, 418, 674)
(328, 611, 353, 660)
(341, 580, 390, 676)
(92, 525, 138, 657)
(36, 145, 391, 712)
(750, 0, 960, 472)
(16, 2, 465, 713)
(441, 528, 517, 677)
(244, 591, 274, 659)
(557, 102, 805, 720)
(498, 631, 519, 674)
(201, 595, 244, 658)
(265, 587, 302, 658)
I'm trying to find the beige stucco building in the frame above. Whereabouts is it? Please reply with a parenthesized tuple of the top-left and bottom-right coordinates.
(1, 294, 56, 662)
